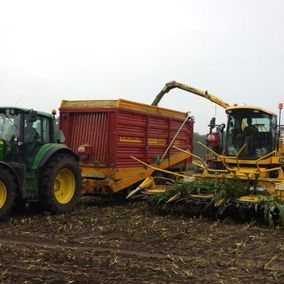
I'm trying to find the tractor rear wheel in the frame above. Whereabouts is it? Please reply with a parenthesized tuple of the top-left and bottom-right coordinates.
(0, 167, 16, 219)
(39, 154, 81, 213)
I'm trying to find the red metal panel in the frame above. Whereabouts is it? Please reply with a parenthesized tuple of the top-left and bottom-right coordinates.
(60, 104, 194, 170)
(115, 111, 194, 167)
(62, 111, 110, 165)
(115, 110, 146, 167)
(147, 115, 170, 163)
(108, 111, 118, 167)
(147, 116, 193, 166)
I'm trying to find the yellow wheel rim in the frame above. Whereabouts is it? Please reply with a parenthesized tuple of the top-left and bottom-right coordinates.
(54, 169, 75, 205)
(0, 181, 7, 209)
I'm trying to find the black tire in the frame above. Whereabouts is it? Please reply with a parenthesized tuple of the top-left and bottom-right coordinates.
(39, 154, 81, 213)
(0, 167, 17, 220)
(14, 197, 28, 213)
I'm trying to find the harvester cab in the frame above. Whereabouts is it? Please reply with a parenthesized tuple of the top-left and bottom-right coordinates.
(225, 106, 277, 159)
(203, 106, 278, 167)
(0, 107, 81, 219)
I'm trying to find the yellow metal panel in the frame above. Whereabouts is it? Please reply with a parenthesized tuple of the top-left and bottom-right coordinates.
(226, 105, 277, 116)
(80, 151, 190, 194)
(60, 99, 188, 119)
(60, 100, 118, 108)
(80, 166, 145, 180)
(277, 141, 284, 155)
(223, 157, 274, 165)
(80, 167, 114, 178)
(117, 99, 187, 119)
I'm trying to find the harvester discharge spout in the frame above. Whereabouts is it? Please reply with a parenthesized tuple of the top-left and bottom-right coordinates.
(152, 80, 230, 109)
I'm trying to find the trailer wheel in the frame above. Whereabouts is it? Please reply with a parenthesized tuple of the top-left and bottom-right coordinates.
(39, 154, 81, 213)
(0, 167, 16, 219)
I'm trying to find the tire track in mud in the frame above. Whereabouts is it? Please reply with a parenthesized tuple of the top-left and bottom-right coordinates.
(1, 235, 283, 271)
(0, 263, 91, 282)
(0, 231, 283, 283)
(0, 235, 194, 261)
(0, 235, 201, 283)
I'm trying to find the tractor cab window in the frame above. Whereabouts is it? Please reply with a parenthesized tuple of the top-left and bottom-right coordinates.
(226, 110, 276, 159)
(0, 110, 20, 142)
(24, 115, 51, 144)
(34, 117, 51, 143)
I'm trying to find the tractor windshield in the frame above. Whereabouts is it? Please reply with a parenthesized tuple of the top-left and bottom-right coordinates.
(226, 109, 277, 159)
(0, 109, 20, 142)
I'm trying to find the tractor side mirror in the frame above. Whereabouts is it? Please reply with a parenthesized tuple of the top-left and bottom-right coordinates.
(28, 110, 37, 122)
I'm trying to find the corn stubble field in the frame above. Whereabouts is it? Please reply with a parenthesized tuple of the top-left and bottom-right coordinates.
(0, 199, 283, 283)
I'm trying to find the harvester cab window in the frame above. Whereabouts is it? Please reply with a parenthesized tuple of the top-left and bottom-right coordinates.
(241, 117, 258, 156)
(226, 110, 276, 159)
(227, 116, 243, 155)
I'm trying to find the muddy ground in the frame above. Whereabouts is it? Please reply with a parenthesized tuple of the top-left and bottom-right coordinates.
(0, 199, 283, 284)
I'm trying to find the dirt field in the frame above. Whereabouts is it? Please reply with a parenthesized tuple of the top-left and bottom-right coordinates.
(0, 199, 283, 283)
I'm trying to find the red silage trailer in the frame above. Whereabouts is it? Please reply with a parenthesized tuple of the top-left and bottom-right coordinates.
(59, 99, 194, 195)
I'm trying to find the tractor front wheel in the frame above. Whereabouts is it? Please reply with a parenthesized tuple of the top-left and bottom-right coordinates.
(0, 167, 16, 220)
(39, 154, 81, 213)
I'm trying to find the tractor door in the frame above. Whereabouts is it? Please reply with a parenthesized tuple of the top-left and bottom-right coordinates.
(23, 112, 53, 166)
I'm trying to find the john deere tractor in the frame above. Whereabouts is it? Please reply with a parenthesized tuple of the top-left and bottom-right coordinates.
(0, 107, 81, 219)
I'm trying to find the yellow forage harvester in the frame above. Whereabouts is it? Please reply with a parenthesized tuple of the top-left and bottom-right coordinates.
(127, 81, 284, 226)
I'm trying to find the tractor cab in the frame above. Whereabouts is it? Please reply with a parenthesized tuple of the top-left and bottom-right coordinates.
(225, 106, 277, 159)
(0, 107, 54, 165)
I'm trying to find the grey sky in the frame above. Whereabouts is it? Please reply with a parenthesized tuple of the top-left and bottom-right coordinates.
(0, 0, 283, 133)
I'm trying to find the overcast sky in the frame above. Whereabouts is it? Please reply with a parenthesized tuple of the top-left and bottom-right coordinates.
(0, 0, 284, 133)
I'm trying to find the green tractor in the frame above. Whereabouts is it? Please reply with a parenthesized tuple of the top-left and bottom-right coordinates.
(0, 107, 81, 219)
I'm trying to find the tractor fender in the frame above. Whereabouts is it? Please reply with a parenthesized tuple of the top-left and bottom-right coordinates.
(30, 144, 78, 170)
(0, 161, 26, 199)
